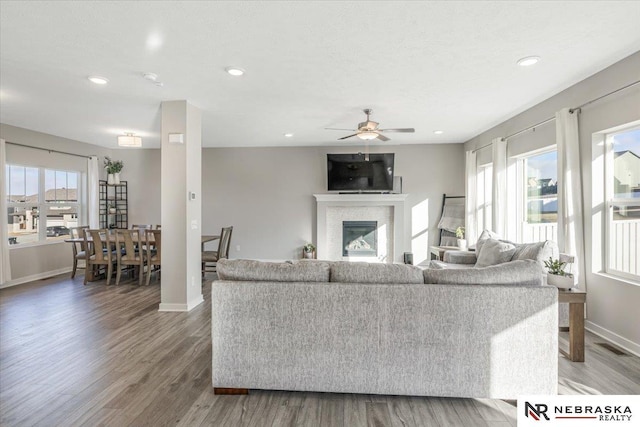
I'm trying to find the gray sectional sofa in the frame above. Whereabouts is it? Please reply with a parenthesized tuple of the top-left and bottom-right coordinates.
(212, 259, 558, 399)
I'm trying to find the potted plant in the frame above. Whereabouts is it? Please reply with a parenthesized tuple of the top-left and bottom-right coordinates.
(455, 226, 467, 250)
(544, 257, 575, 289)
(104, 156, 124, 185)
(303, 243, 316, 259)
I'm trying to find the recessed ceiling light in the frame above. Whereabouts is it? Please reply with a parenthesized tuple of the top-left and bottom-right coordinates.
(88, 76, 109, 85)
(284, 133, 294, 137)
(433, 130, 444, 135)
(225, 67, 245, 76)
(143, 72, 158, 82)
(517, 56, 540, 67)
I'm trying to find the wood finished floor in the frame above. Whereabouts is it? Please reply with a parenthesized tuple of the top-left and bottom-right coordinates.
(1, 274, 639, 427)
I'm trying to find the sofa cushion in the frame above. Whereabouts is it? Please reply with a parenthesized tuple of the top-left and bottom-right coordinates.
(443, 250, 477, 264)
(330, 261, 424, 284)
(424, 259, 543, 286)
(475, 238, 516, 267)
(512, 240, 559, 267)
(217, 259, 330, 282)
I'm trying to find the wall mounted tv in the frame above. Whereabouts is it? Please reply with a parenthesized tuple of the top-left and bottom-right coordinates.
(327, 153, 394, 192)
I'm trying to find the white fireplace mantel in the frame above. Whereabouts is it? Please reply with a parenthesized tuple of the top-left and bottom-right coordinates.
(314, 193, 409, 263)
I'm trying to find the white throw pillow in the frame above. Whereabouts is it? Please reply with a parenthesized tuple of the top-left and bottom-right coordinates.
(475, 238, 516, 267)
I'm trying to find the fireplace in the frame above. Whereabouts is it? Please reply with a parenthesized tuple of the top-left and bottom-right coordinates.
(343, 221, 377, 257)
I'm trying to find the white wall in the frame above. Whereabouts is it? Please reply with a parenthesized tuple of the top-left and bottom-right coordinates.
(464, 51, 640, 353)
(201, 144, 465, 264)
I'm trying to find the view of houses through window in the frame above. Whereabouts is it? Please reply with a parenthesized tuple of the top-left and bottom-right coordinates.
(6, 165, 80, 245)
(607, 127, 640, 279)
(521, 150, 558, 243)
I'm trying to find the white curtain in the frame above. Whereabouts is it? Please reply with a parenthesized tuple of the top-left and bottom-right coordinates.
(491, 137, 507, 236)
(556, 108, 585, 285)
(0, 139, 11, 285)
(88, 156, 100, 228)
(465, 150, 478, 244)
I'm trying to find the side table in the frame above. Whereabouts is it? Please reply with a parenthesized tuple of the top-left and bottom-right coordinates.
(558, 289, 586, 362)
(430, 245, 459, 261)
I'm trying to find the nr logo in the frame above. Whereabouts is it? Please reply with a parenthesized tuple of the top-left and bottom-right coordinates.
(525, 402, 550, 421)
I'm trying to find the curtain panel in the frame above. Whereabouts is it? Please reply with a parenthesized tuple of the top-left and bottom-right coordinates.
(556, 108, 585, 285)
(491, 137, 508, 237)
(465, 150, 478, 243)
(88, 156, 100, 229)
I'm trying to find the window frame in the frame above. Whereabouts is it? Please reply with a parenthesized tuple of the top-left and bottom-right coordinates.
(6, 164, 83, 248)
(604, 125, 640, 282)
(515, 145, 558, 243)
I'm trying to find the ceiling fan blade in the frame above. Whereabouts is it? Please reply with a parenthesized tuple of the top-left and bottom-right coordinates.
(338, 133, 359, 140)
(378, 128, 415, 133)
(376, 133, 390, 141)
(325, 128, 357, 131)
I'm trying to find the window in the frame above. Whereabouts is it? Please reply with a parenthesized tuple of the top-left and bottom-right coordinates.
(606, 126, 640, 280)
(6, 166, 81, 245)
(518, 149, 558, 243)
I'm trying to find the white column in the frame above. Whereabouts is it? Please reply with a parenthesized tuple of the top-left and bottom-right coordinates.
(159, 101, 203, 311)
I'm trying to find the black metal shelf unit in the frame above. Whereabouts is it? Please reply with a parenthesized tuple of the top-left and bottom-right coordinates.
(99, 180, 128, 229)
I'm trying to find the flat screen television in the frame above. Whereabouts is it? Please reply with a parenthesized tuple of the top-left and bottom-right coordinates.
(327, 153, 394, 192)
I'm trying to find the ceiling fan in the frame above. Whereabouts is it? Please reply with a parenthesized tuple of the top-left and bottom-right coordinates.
(325, 109, 415, 141)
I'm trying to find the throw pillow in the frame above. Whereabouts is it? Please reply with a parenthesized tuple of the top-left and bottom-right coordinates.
(475, 229, 501, 255)
(475, 238, 516, 267)
(512, 240, 559, 267)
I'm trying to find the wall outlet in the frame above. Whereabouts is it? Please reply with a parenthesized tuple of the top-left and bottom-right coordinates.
(236, 245, 241, 252)
(191, 220, 198, 230)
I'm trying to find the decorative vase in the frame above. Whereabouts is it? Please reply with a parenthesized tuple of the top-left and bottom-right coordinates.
(547, 273, 575, 289)
(107, 173, 115, 185)
(114, 173, 121, 185)
(303, 250, 316, 259)
(109, 207, 117, 214)
(457, 239, 467, 250)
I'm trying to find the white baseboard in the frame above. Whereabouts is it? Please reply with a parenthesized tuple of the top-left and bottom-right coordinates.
(158, 295, 204, 312)
(0, 267, 72, 289)
(585, 320, 640, 357)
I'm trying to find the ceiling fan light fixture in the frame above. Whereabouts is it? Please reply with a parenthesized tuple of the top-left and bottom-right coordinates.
(357, 131, 378, 140)
(118, 132, 142, 147)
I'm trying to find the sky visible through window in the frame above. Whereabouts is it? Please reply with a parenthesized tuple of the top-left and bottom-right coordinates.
(527, 151, 557, 182)
(612, 128, 640, 155)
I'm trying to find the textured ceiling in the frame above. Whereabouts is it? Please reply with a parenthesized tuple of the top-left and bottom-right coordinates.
(1, 1, 639, 148)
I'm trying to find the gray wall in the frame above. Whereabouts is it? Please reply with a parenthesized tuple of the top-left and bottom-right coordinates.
(201, 144, 465, 263)
(464, 51, 640, 352)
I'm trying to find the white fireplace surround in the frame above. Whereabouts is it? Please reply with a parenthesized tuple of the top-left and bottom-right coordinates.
(314, 194, 409, 263)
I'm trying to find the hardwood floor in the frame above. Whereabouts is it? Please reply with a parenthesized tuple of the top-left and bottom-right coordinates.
(1, 274, 639, 426)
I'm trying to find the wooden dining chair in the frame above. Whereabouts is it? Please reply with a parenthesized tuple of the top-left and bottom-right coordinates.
(84, 229, 115, 285)
(115, 229, 145, 286)
(155, 224, 162, 230)
(132, 224, 153, 230)
(145, 229, 161, 286)
(69, 226, 89, 278)
(202, 226, 233, 274)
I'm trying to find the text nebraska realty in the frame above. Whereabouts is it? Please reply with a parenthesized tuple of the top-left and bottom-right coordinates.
(527, 402, 633, 421)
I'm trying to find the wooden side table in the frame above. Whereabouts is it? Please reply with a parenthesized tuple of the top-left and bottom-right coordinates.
(558, 289, 586, 362)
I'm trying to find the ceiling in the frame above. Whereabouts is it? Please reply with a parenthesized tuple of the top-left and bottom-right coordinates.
(1, 1, 639, 149)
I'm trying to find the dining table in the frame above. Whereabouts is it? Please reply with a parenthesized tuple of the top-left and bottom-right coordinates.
(65, 232, 220, 282)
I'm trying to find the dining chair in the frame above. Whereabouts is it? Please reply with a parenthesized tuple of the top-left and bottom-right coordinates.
(69, 226, 89, 278)
(155, 224, 162, 230)
(202, 226, 233, 275)
(115, 229, 145, 286)
(145, 229, 161, 286)
(132, 224, 153, 230)
(84, 229, 115, 285)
